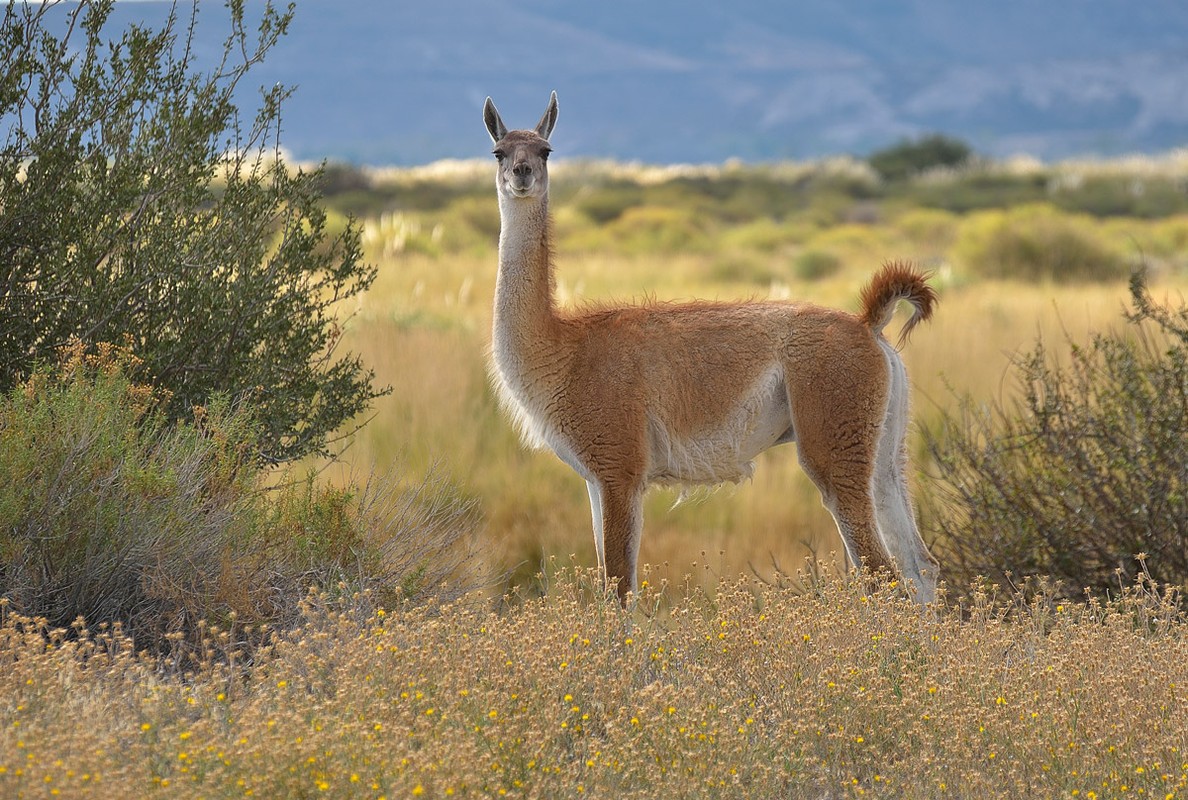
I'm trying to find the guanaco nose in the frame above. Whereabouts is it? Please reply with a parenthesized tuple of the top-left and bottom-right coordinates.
(512, 160, 532, 177)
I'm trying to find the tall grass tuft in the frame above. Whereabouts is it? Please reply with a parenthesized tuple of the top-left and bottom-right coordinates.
(0, 341, 257, 644)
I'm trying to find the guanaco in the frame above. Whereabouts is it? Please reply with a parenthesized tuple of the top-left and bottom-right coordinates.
(484, 91, 939, 604)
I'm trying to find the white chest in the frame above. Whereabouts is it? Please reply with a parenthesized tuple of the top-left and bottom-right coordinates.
(490, 342, 591, 480)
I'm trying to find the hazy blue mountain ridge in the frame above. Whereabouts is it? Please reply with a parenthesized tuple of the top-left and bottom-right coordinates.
(62, 1, 1188, 164)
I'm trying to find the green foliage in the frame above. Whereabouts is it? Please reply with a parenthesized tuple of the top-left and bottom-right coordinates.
(955, 204, 1128, 282)
(1149, 216, 1188, 266)
(707, 254, 778, 286)
(893, 207, 960, 251)
(717, 217, 803, 255)
(573, 180, 645, 224)
(907, 170, 1049, 212)
(570, 205, 713, 255)
(0, 344, 484, 656)
(440, 194, 503, 245)
(925, 273, 1188, 596)
(0, 0, 385, 463)
(868, 134, 973, 182)
(793, 249, 842, 281)
(1051, 175, 1188, 218)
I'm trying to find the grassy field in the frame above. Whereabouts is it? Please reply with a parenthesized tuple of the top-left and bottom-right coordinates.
(342, 258, 1161, 596)
(3, 572, 1186, 798)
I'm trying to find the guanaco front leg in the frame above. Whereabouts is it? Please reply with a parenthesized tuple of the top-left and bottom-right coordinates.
(596, 480, 645, 604)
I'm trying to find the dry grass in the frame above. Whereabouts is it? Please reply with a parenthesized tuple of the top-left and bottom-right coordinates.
(2, 571, 1186, 798)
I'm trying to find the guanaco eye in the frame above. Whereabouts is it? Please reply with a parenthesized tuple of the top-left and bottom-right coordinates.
(492, 150, 505, 162)
(541, 148, 551, 161)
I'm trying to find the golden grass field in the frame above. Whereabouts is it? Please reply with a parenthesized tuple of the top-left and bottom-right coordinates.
(342, 258, 1166, 596)
(3, 572, 1186, 798)
(5, 157, 1188, 798)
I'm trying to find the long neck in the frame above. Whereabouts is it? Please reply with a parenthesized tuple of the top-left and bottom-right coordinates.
(494, 193, 558, 349)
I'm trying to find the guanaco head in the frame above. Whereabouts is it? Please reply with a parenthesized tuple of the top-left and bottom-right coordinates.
(483, 91, 558, 201)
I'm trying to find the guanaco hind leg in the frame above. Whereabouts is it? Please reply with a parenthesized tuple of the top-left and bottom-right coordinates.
(782, 329, 896, 578)
(871, 342, 939, 601)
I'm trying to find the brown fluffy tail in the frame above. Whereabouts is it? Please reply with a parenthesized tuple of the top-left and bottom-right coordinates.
(859, 260, 937, 348)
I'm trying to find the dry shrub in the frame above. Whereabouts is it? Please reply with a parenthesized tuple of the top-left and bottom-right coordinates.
(925, 273, 1188, 597)
(0, 343, 485, 660)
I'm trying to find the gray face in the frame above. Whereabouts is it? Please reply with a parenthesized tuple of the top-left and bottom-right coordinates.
(492, 130, 551, 199)
(483, 92, 559, 201)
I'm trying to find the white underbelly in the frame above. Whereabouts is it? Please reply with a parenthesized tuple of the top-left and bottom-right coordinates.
(646, 367, 791, 486)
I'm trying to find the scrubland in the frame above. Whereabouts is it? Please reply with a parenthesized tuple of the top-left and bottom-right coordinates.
(326, 154, 1188, 594)
(4, 153, 1188, 798)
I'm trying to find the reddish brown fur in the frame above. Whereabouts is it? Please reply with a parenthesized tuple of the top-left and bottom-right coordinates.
(860, 260, 938, 348)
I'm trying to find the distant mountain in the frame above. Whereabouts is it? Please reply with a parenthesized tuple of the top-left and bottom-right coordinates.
(74, 1, 1188, 164)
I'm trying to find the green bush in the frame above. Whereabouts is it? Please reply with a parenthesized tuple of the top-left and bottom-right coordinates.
(319, 162, 373, 196)
(955, 204, 1128, 282)
(868, 134, 973, 182)
(0, 344, 484, 656)
(716, 217, 806, 255)
(793, 249, 842, 281)
(925, 273, 1188, 596)
(908, 171, 1049, 213)
(707, 254, 778, 286)
(895, 207, 960, 252)
(443, 195, 504, 243)
(573, 181, 646, 224)
(586, 205, 712, 255)
(0, 0, 384, 463)
(1147, 216, 1188, 273)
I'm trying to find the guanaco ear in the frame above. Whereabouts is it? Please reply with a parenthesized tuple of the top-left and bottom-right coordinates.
(534, 91, 558, 141)
(484, 97, 507, 144)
